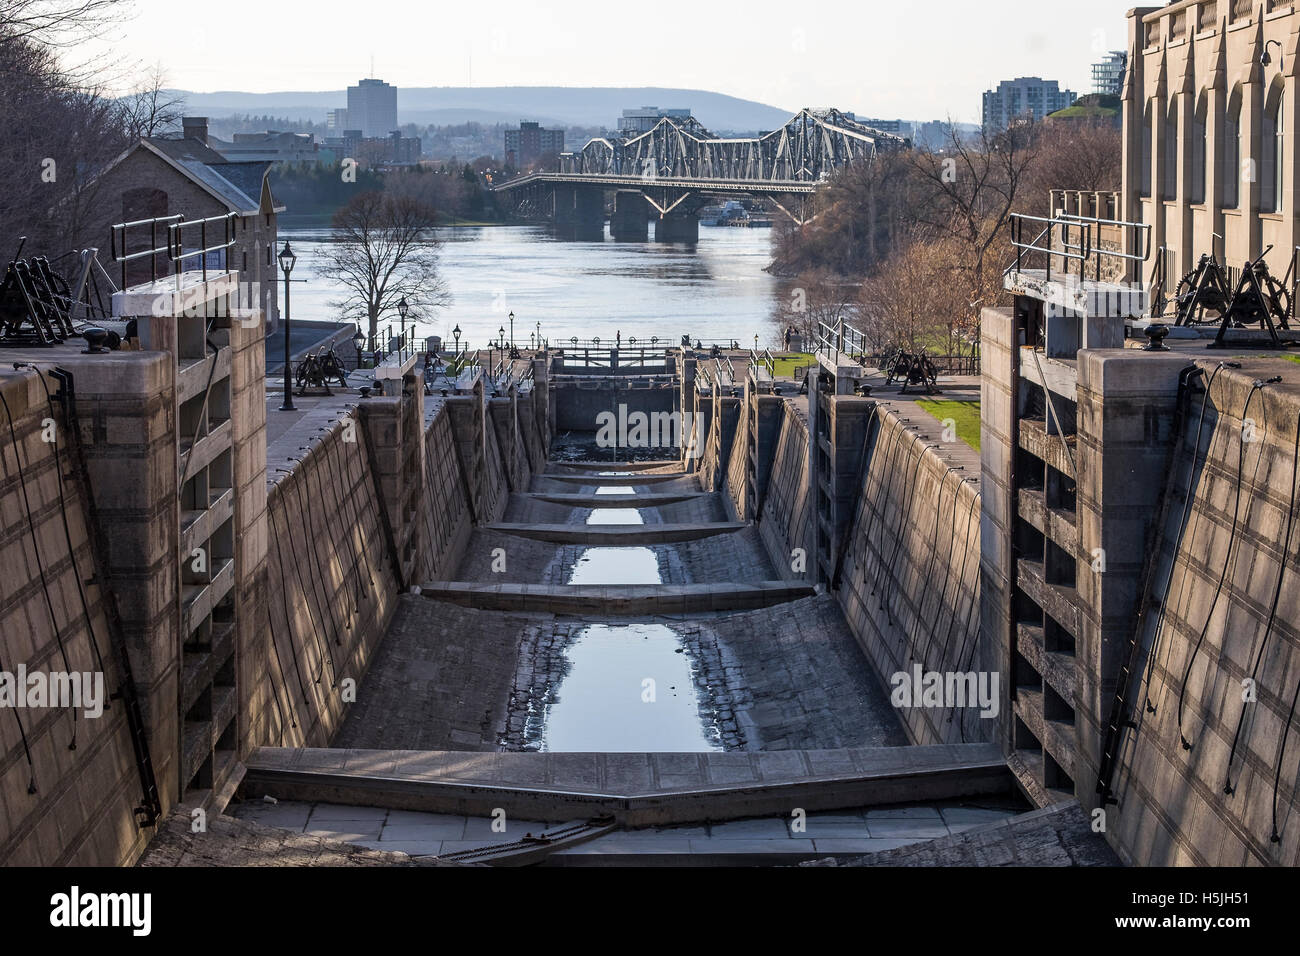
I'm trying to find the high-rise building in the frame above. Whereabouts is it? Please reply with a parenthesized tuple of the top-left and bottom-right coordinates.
(617, 107, 692, 137)
(982, 77, 1077, 129)
(504, 121, 565, 167)
(326, 108, 351, 131)
(346, 78, 398, 137)
(1091, 50, 1127, 97)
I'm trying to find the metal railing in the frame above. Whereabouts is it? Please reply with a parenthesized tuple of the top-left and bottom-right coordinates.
(169, 213, 238, 283)
(748, 347, 776, 381)
(1006, 211, 1152, 286)
(109, 213, 239, 290)
(816, 317, 870, 365)
(363, 323, 419, 369)
(109, 215, 183, 289)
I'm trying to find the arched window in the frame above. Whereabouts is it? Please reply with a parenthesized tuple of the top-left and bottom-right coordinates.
(1264, 83, 1285, 213)
(1163, 102, 1179, 200)
(1140, 102, 1153, 197)
(1191, 93, 1207, 204)
(1224, 88, 1242, 209)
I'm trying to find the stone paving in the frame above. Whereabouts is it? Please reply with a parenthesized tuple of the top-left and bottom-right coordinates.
(804, 802, 1121, 867)
(224, 796, 1022, 862)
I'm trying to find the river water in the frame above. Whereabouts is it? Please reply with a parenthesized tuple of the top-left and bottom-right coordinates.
(279, 223, 784, 352)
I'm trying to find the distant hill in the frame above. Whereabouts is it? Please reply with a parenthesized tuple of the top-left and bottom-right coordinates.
(170, 86, 797, 135)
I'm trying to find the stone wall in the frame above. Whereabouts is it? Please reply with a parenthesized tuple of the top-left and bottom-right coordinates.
(836, 405, 986, 746)
(262, 415, 402, 748)
(757, 399, 813, 582)
(1107, 362, 1300, 866)
(0, 361, 173, 866)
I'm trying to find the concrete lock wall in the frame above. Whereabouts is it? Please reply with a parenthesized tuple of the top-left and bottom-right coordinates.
(261, 416, 403, 748)
(0, 366, 169, 866)
(552, 381, 676, 433)
(757, 399, 814, 581)
(836, 406, 986, 746)
(1106, 364, 1300, 867)
(697, 393, 739, 492)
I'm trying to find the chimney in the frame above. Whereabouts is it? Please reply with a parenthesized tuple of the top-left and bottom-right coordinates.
(182, 116, 209, 144)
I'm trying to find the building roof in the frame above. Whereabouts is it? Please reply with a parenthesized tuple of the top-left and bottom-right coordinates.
(143, 136, 274, 213)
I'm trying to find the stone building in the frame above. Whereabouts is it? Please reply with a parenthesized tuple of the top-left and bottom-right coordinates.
(88, 117, 284, 333)
(1124, 1, 1299, 287)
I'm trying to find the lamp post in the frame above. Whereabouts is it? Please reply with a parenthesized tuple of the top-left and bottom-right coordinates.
(452, 324, 461, 364)
(497, 325, 505, 379)
(508, 310, 515, 349)
(277, 241, 297, 411)
(754, 333, 759, 353)
(352, 329, 366, 370)
(398, 296, 409, 356)
(536, 320, 541, 349)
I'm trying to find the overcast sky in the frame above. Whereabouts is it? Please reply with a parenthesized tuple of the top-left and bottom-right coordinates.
(98, 0, 1142, 124)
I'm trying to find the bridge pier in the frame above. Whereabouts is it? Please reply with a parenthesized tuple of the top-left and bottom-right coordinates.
(553, 184, 605, 241)
(654, 211, 699, 244)
(611, 191, 650, 242)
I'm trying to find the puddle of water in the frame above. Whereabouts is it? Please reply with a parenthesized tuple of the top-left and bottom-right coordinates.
(541, 624, 722, 753)
(586, 508, 644, 525)
(567, 547, 661, 584)
(595, 485, 636, 495)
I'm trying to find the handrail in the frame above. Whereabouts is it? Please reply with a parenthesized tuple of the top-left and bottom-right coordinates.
(109, 215, 184, 289)
(168, 213, 238, 283)
(1007, 212, 1092, 282)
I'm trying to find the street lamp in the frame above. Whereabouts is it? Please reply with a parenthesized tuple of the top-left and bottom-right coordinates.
(398, 296, 409, 354)
(536, 320, 541, 348)
(352, 329, 365, 370)
(754, 333, 759, 352)
(508, 310, 515, 349)
(498, 326, 505, 349)
(452, 324, 461, 361)
(277, 240, 297, 411)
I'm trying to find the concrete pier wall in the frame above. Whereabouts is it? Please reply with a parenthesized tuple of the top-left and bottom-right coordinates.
(0, 365, 169, 866)
(756, 399, 813, 582)
(1107, 364, 1300, 866)
(835, 406, 986, 746)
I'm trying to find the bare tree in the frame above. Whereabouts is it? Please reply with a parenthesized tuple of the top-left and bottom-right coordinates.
(0, 0, 129, 48)
(773, 268, 861, 345)
(907, 121, 1039, 334)
(317, 189, 450, 345)
(116, 62, 184, 139)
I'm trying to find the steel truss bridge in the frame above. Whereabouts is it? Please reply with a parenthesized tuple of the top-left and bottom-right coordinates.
(492, 108, 907, 227)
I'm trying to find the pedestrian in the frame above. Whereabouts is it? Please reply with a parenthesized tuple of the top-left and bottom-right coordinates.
(784, 327, 792, 350)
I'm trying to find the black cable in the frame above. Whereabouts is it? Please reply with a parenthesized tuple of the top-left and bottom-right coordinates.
(15, 364, 109, 678)
(1177, 377, 1278, 750)
(1143, 362, 1233, 714)
(1224, 405, 1300, 794)
(0, 388, 77, 750)
(1271, 661, 1300, 842)
(0, 647, 39, 793)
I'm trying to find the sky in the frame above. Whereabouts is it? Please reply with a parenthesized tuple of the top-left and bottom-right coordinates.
(92, 0, 1142, 124)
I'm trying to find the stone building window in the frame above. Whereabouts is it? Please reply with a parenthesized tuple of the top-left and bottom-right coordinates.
(1223, 89, 1242, 209)
(1264, 85, 1285, 214)
(1191, 94, 1207, 205)
(1140, 102, 1152, 197)
(1163, 103, 1178, 200)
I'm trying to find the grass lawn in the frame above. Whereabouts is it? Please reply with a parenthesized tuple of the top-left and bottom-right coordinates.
(915, 398, 981, 452)
(771, 352, 815, 377)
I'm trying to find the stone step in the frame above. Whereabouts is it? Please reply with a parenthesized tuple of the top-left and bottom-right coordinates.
(521, 491, 709, 507)
(538, 472, 692, 485)
(546, 460, 682, 472)
(243, 743, 1011, 828)
(413, 580, 816, 614)
(483, 522, 742, 543)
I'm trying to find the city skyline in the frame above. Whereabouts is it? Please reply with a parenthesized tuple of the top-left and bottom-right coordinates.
(89, 0, 1137, 124)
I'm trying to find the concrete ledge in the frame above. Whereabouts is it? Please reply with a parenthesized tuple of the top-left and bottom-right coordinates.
(523, 492, 709, 507)
(242, 744, 1012, 827)
(415, 580, 816, 613)
(548, 461, 683, 472)
(485, 522, 744, 543)
(540, 473, 691, 485)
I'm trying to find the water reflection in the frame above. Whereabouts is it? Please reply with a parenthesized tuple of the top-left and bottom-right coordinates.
(587, 509, 643, 525)
(567, 547, 661, 584)
(540, 624, 721, 753)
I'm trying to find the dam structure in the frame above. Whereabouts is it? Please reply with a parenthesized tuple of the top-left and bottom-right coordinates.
(3, 212, 1300, 869)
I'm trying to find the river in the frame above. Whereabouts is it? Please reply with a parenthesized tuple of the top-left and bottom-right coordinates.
(279, 223, 786, 352)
